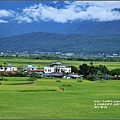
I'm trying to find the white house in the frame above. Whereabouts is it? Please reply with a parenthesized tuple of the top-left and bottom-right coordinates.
(23, 65, 38, 71)
(0, 66, 18, 72)
(44, 67, 55, 74)
(59, 67, 71, 73)
(44, 62, 71, 74)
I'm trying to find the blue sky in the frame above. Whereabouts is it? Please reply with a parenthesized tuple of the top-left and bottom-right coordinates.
(0, 1, 120, 24)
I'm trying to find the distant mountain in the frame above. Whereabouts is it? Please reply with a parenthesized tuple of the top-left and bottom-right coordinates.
(0, 1, 120, 38)
(69, 20, 120, 35)
(0, 20, 120, 38)
(0, 32, 120, 55)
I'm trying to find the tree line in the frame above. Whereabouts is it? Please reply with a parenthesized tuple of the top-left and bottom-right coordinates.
(71, 62, 120, 80)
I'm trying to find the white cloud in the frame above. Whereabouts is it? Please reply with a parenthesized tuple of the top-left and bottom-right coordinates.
(2, 1, 120, 23)
(84, 5, 120, 21)
(88, 1, 120, 10)
(0, 19, 8, 23)
(15, 15, 32, 23)
(0, 9, 14, 17)
(0, 9, 15, 23)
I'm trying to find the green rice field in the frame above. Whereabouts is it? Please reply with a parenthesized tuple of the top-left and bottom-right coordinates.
(0, 58, 120, 119)
(0, 77, 120, 119)
(0, 57, 120, 70)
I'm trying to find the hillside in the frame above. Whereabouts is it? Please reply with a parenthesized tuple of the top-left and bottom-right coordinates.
(0, 32, 120, 55)
(69, 21, 120, 35)
(0, 20, 120, 38)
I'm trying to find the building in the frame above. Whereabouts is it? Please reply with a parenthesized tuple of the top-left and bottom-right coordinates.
(44, 62, 71, 74)
(23, 65, 38, 71)
(0, 66, 18, 72)
(27, 70, 44, 75)
(43, 73, 63, 78)
(44, 67, 55, 74)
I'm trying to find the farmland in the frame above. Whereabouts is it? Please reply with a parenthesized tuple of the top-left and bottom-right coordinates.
(0, 57, 120, 119)
(1, 57, 120, 70)
(0, 77, 120, 119)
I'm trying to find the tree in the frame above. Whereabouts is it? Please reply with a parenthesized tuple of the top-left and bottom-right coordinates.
(79, 63, 109, 81)
(4, 62, 6, 67)
(97, 65, 109, 76)
(71, 66, 78, 73)
(90, 62, 93, 66)
(110, 68, 120, 79)
(79, 63, 89, 78)
(0, 64, 7, 80)
(0, 65, 3, 80)
(89, 66, 97, 75)
(87, 65, 98, 81)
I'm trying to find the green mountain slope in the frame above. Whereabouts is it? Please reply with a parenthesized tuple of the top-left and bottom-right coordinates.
(0, 32, 120, 55)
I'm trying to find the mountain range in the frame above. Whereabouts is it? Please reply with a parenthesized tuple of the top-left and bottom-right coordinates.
(0, 1, 120, 55)
(0, 32, 120, 55)
(0, 20, 120, 38)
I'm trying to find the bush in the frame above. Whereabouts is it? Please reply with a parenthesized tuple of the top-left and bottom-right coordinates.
(36, 75, 42, 79)
(59, 88, 64, 91)
(0, 78, 8, 81)
(43, 76, 49, 79)
(87, 75, 97, 81)
(77, 80, 83, 82)
(28, 77, 36, 81)
(62, 83, 71, 86)
(56, 80, 61, 82)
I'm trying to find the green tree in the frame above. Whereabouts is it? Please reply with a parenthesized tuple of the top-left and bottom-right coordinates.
(97, 65, 109, 76)
(89, 66, 97, 75)
(110, 68, 120, 76)
(71, 66, 78, 73)
(90, 62, 93, 66)
(110, 68, 120, 79)
(87, 66, 98, 81)
(29, 72, 36, 81)
(0, 65, 3, 80)
(79, 63, 89, 78)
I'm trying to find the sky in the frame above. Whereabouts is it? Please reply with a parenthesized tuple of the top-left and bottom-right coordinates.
(0, 1, 120, 24)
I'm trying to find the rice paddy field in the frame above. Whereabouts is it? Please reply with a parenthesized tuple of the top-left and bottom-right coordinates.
(0, 58, 120, 119)
(0, 57, 120, 70)
(0, 77, 120, 119)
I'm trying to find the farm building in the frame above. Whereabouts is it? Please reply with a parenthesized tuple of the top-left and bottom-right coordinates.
(0, 66, 18, 72)
(44, 62, 71, 74)
(27, 70, 44, 75)
(23, 65, 38, 71)
(43, 73, 63, 78)
(44, 67, 55, 74)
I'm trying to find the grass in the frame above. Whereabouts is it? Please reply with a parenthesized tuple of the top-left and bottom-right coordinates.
(0, 77, 120, 119)
(0, 58, 120, 119)
(0, 81, 33, 85)
(1, 57, 120, 70)
(0, 85, 59, 91)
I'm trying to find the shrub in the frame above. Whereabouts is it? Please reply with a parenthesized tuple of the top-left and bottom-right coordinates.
(36, 75, 42, 79)
(77, 80, 83, 82)
(62, 83, 71, 86)
(0, 78, 7, 81)
(56, 80, 61, 82)
(87, 75, 97, 81)
(59, 88, 64, 91)
(28, 77, 36, 81)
